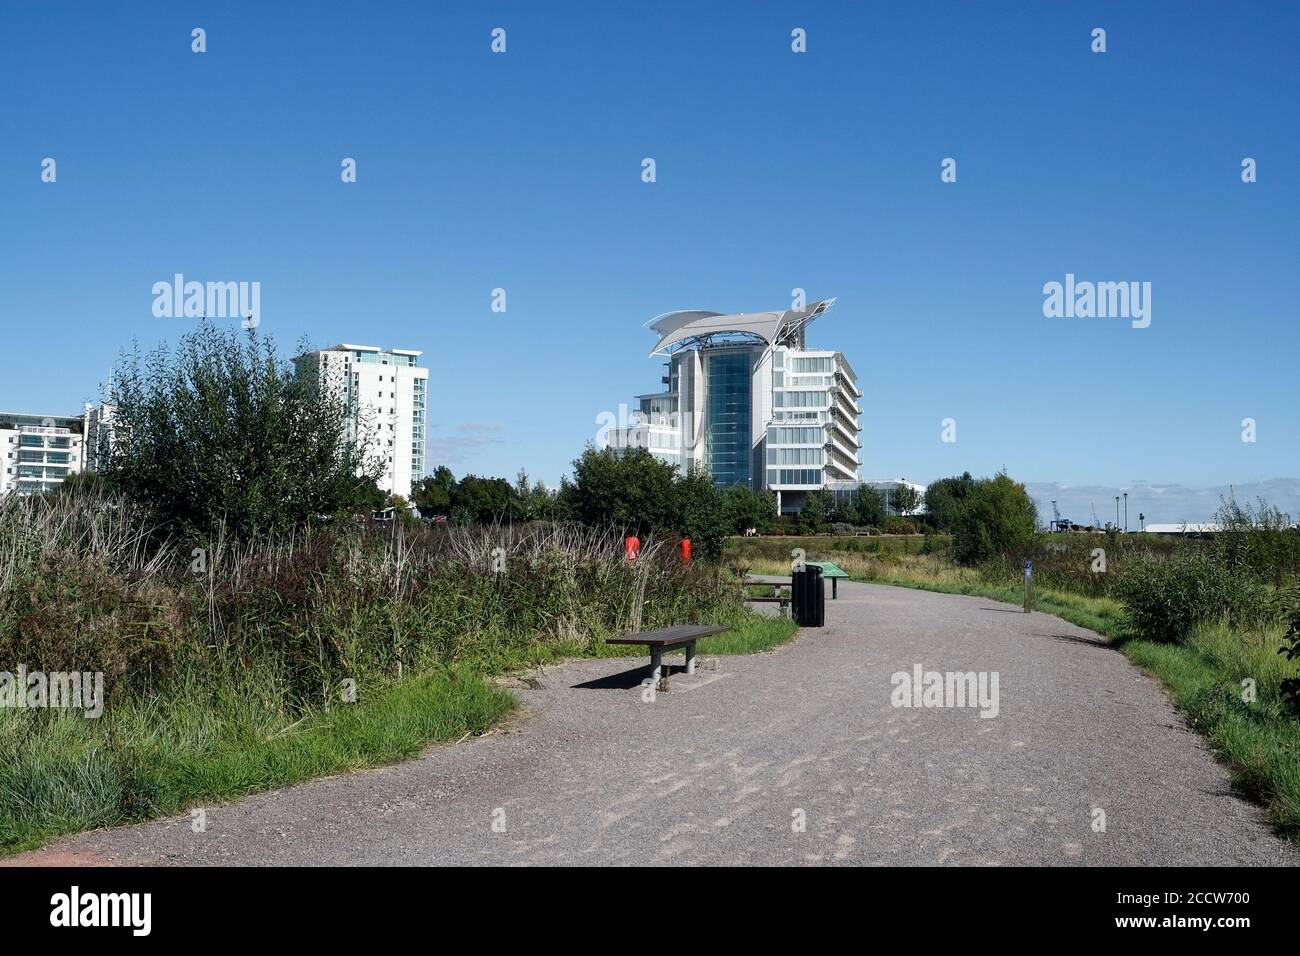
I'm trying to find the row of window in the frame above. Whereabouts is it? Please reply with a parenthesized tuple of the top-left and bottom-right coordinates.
(774, 390, 827, 408)
(768, 426, 824, 445)
(348, 351, 419, 367)
(18, 452, 72, 463)
(768, 468, 823, 485)
(767, 447, 823, 465)
(790, 356, 834, 373)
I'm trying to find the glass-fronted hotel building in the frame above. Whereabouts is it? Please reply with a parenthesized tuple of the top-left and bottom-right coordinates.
(607, 298, 862, 514)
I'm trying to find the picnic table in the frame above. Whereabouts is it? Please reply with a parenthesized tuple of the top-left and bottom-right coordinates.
(741, 574, 792, 615)
(804, 561, 849, 598)
(606, 624, 726, 689)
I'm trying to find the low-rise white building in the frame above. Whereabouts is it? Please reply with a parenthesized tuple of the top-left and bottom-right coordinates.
(1141, 523, 1223, 536)
(862, 478, 927, 516)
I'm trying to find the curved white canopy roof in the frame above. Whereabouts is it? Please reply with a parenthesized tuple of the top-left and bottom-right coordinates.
(645, 298, 835, 356)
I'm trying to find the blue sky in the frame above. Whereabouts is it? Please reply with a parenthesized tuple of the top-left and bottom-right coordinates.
(2, 1, 1297, 522)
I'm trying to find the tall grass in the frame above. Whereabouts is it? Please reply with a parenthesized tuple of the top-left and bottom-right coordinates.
(0, 490, 789, 853)
(1, 489, 748, 704)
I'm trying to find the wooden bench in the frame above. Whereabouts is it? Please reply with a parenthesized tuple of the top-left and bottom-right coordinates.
(606, 625, 726, 688)
(742, 574, 792, 615)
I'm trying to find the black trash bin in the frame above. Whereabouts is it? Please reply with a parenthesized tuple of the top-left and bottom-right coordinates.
(791, 565, 825, 627)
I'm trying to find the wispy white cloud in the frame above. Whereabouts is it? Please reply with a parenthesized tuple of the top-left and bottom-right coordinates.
(426, 422, 506, 464)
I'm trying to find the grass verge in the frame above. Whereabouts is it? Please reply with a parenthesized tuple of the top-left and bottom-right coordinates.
(1122, 624, 1300, 837)
(0, 609, 794, 857)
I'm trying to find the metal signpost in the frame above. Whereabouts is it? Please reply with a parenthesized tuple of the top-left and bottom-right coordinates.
(1023, 558, 1033, 613)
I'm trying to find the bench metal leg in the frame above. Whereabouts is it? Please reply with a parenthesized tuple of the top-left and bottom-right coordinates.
(685, 641, 697, 675)
(832, 578, 838, 600)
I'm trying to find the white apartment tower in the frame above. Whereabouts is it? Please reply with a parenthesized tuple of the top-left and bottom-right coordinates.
(0, 411, 89, 495)
(608, 299, 862, 514)
(0, 405, 115, 496)
(295, 345, 428, 501)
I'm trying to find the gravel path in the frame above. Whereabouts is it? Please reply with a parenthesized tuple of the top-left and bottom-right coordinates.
(12, 581, 1297, 866)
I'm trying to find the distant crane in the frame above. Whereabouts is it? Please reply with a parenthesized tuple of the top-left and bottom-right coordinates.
(1090, 501, 1100, 529)
(1050, 499, 1073, 533)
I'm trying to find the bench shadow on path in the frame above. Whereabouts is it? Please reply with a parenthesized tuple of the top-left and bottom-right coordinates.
(572, 662, 689, 690)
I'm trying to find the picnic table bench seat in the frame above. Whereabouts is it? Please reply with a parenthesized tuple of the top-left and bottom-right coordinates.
(606, 624, 726, 687)
(740, 574, 792, 615)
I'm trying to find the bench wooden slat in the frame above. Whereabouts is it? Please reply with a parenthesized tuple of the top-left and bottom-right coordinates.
(605, 625, 726, 647)
(744, 574, 792, 585)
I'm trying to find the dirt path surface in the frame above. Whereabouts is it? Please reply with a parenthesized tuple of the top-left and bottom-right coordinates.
(12, 582, 1297, 866)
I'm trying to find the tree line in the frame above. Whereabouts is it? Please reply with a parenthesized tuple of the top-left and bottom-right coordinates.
(81, 325, 1039, 566)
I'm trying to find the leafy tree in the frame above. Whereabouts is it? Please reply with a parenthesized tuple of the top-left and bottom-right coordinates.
(450, 474, 517, 524)
(351, 477, 387, 514)
(411, 465, 456, 517)
(853, 484, 886, 527)
(890, 483, 921, 516)
(800, 490, 833, 534)
(553, 476, 579, 522)
(564, 446, 677, 536)
(512, 469, 558, 522)
(674, 468, 730, 560)
(104, 324, 377, 538)
(951, 471, 1038, 565)
(723, 484, 776, 534)
(830, 498, 858, 527)
(924, 472, 976, 532)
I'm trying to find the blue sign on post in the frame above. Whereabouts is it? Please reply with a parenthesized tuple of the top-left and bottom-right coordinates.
(1024, 558, 1032, 580)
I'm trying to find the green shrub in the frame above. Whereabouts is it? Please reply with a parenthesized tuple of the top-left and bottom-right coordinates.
(1213, 497, 1300, 589)
(1279, 600, 1300, 718)
(883, 516, 919, 534)
(1114, 551, 1274, 643)
(951, 472, 1038, 565)
(923, 472, 976, 533)
(104, 324, 377, 539)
